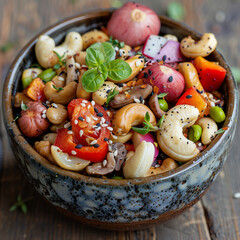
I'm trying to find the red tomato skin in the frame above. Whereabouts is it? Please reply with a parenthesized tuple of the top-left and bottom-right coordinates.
(193, 57, 226, 92)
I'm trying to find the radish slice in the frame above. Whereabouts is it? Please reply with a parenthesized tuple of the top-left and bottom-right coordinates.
(142, 35, 167, 59)
(154, 40, 186, 63)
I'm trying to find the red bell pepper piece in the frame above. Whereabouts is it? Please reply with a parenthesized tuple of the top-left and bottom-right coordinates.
(54, 99, 111, 162)
(193, 56, 226, 92)
(176, 87, 207, 116)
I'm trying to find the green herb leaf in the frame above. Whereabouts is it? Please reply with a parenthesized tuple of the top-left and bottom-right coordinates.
(137, 51, 143, 56)
(97, 64, 108, 80)
(106, 87, 119, 106)
(90, 42, 116, 63)
(216, 128, 228, 134)
(21, 204, 28, 214)
(119, 42, 125, 48)
(167, 2, 185, 21)
(53, 85, 64, 91)
(17, 194, 22, 202)
(81, 68, 105, 92)
(21, 101, 28, 111)
(53, 51, 66, 66)
(53, 63, 61, 70)
(9, 204, 17, 212)
(132, 126, 150, 135)
(13, 115, 20, 122)
(157, 93, 168, 98)
(0, 42, 13, 53)
(85, 48, 105, 68)
(107, 59, 132, 81)
(157, 114, 165, 128)
(231, 66, 240, 83)
(144, 112, 151, 122)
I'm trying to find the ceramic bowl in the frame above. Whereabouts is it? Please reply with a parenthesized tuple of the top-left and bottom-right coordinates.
(2, 10, 239, 231)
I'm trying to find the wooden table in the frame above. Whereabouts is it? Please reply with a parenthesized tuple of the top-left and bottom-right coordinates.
(0, 0, 240, 239)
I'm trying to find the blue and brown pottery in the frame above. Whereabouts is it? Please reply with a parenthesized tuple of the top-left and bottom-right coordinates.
(2, 10, 239, 231)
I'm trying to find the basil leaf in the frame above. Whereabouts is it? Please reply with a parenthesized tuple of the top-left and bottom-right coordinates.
(144, 112, 150, 123)
(81, 68, 105, 92)
(53, 85, 64, 91)
(107, 59, 132, 81)
(216, 128, 228, 134)
(97, 64, 108, 80)
(9, 204, 17, 212)
(21, 204, 28, 214)
(158, 114, 165, 128)
(132, 126, 149, 135)
(85, 48, 104, 68)
(158, 93, 168, 98)
(90, 42, 116, 63)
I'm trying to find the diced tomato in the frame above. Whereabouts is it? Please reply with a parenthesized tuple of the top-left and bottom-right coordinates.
(176, 87, 207, 117)
(25, 78, 46, 102)
(54, 128, 109, 162)
(124, 143, 135, 152)
(193, 56, 226, 92)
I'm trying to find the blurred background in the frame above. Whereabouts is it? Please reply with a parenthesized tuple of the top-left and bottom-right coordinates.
(0, 1, 240, 240)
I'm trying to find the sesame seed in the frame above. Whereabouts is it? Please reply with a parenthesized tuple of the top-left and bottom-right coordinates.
(67, 131, 73, 134)
(104, 137, 109, 141)
(101, 124, 108, 127)
(79, 130, 84, 137)
(90, 140, 98, 145)
(135, 60, 141, 67)
(95, 127, 101, 131)
(97, 112, 103, 117)
(101, 117, 106, 123)
(94, 107, 99, 113)
(92, 116, 98, 121)
(46, 101, 50, 104)
(198, 143, 202, 147)
(86, 117, 91, 122)
(186, 95, 192, 99)
(64, 122, 71, 128)
(93, 144, 99, 148)
(75, 63, 80, 68)
(42, 110, 47, 114)
(75, 144, 82, 149)
(114, 149, 118, 156)
(102, 160, 107, 167)
(78, 116, 84, 121)
(82, 100, 88, 103)
(114, 47, 119, 51)
(91, 100, 95, 106)
(58, 77, 65, 81)
(52, 103, 58, 108)
(82, 64, 88, 68)
(233, 192, 240, 199)
(74, 120, 78, 124)
(71, 150, 77, 155)
(107, 127, 113, 131)
(134, 98, 140, 103)
(81, 103, 86, 107)
(87, 104, 91, 109)
(155, 164, 160, 168)
(108, 145, 112, 151)
(42, 114, 46, 118)
(109, 140, 113, 144)
(111, 134, 118, 139)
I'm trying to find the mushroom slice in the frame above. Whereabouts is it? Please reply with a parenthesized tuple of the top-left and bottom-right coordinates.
(86, 152, 116, 176)
(51, 146, 90, 171)
(66, 55, 78, 84)
(112, 142, 127, 171)
(148, 93, 165, 119)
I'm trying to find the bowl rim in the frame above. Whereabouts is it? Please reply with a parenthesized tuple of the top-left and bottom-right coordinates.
(2, 9, 239, 186)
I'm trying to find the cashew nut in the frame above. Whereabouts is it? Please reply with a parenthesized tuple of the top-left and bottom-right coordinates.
(145, 158, 178, 177)
(43, 133, 57, 145)
(76, 69, 92, 100)
(66, 55, 79, 84)
(52, 75, 66, 88)
(44, 81, 77, 104)
(163, 34, 178, 42)
(110, 131, 133, 144)
(46, 104, 68, 125)
(108, 55, 145, 83)
(123, 141, 155, 179)
(82, 30, 109, 50)
(196, 117, 218, 145)
(112, 103, 156, 136)
(75, 51, 87, 65)
(35, 32, 83, 68)
(86, 152, 115, 175)
(51, 145, 90, 171)
(148, 93, 165, 119)
(92, 81, 122, 105)
(50, 120, 68, 132)
(35, 141, 55, 164)
(111, 142, 127, 171)
(117, 44, 132, 60)
(157, 105, 200, 162)
(178, 62, 204, 92)
(180, 33, 217, 58)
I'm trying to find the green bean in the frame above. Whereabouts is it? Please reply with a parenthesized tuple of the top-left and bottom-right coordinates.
(158, 99, 168, 112)
(38, 68, 56, 83)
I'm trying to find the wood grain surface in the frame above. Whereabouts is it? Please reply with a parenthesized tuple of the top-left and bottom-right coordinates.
(0, 0, 240, 239)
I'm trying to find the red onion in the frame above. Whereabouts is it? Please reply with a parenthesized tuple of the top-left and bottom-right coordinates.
(107, 2, 161, 47)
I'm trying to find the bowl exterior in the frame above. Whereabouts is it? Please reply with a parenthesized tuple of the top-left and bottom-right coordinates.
(2, 11, 239, 231)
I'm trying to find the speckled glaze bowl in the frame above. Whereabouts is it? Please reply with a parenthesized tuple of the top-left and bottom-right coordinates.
(2, 10, 239, 231)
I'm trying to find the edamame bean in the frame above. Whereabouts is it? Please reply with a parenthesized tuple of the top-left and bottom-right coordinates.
(38, 68, 56, 83)
(209, 106, 226, 123)
(188, 125, 202, 142)
(158, 99, 168, 112)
